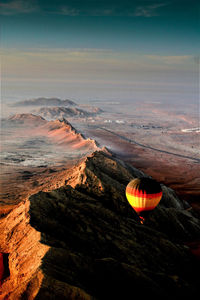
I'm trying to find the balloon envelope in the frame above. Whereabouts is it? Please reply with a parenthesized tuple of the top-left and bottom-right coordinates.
(126, 177, 162, 214)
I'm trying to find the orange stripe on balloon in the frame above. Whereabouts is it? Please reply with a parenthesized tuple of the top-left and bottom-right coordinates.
(126, 193, 162, 202)
(126, 187, 162, 198)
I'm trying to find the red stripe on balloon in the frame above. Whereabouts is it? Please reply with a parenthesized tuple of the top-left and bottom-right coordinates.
(133, 206, 156, 212)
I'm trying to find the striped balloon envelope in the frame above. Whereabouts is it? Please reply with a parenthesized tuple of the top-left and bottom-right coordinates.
(126, 177, 162, 214)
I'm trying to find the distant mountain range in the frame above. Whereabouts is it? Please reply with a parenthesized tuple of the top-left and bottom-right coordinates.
(9, 113, 45, 122)
(12, 97, 76, 107)
(32, 106, 101, 120)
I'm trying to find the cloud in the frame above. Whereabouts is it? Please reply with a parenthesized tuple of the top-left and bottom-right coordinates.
(0, 1, 168, 17)
(2, 48, 195, 89)
(0, 0, 38, 15)
(133, 3, 168, 17)
(58, 2, 168, 17)
(59, 6, 80, 16)
(59, 6, 116, 17)
(144, 55, 192, 64)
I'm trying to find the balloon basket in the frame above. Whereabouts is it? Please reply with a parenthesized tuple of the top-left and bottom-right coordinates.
(139, 216, 145, 224)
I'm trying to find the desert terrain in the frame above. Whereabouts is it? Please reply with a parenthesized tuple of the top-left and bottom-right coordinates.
(76, 100, 199, 205)
(1, 97, 199, 213)
(0, 110, 98, 214)
(0, 97, 200, 299)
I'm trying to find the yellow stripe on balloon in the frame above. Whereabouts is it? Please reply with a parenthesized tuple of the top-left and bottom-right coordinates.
(126, 193, 162, 209)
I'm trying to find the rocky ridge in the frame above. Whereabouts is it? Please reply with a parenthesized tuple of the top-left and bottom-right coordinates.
(7, 113, 46, 126)
(1, 113, 99, 150)
(0, 150, 200, 299)
(32, 106, 101, 120)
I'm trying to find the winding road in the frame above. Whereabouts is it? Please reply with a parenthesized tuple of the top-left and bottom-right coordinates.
(99, 127, 200, 163)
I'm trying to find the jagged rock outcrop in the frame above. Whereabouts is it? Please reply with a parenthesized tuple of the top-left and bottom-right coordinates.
(1, 150, 200, 299)
(41, 118, 99, 148)
(0, 201, 49, 300)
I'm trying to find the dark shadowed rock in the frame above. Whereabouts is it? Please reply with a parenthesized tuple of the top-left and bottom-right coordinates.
(1, 150, 200, 299)
(28, 151, 200, 299)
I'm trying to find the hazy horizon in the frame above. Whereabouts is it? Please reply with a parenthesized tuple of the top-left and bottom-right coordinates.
(1, 0, 199, 122)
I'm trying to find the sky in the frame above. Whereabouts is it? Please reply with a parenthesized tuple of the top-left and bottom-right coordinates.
(0, 0, 199, 105)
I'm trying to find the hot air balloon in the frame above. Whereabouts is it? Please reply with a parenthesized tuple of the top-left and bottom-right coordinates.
(126, 177, 162, 223)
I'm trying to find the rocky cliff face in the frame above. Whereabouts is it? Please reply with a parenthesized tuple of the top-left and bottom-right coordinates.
(0, 150, 200, 299)
(0, 200, 49, 300)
